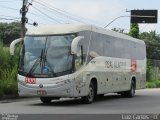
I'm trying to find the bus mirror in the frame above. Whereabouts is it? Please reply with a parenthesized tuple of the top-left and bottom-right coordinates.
(71, 36, 84, 54)
(10, 38, 23, 55)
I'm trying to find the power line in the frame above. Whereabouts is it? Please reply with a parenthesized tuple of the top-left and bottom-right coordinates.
(44, 1, 99, 25)
(0, 15, 20, 19)
(0, 5, 20, 11)
(35, 0, 101, 26)
(0, 0, 58, 24)
(0, 1, 47, 26)
(0, 17, 20, 21)
(0, 0, 21, 2)
(27, 0, 34, 8)
(0, 0, 94, 25)
(31, 5, 61, 23)
(27, 18, 45, 25)
(32, 1, 74, 23)
(0, 4, 36, 16)
(33, 0, 87, 23)
(27, 10, 57, 24)
(0, 4, 52, 25)
(28, 1, 64, 23)
(32, 3, 69, 23)
(35, 1, 83, 22)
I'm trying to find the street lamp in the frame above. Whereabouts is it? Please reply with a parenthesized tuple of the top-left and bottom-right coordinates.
(104, 15, 130, 28)
(104, 10, 158, 28)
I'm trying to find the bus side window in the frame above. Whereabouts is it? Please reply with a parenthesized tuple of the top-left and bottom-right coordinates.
(104, 37, 112, 57)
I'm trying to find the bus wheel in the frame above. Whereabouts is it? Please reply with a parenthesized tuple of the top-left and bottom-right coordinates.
(82, 82, 95, 104)
(121, 80, 135, 97)
(128, 80, 136, 97)
(40, 97, 52, 104)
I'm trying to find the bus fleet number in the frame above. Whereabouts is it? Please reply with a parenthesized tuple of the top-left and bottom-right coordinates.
(25, 77, 36, 84)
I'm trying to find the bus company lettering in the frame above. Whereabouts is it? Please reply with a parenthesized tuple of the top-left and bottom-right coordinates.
(105, 61, 126, 69)
(105, 61, 113, 68)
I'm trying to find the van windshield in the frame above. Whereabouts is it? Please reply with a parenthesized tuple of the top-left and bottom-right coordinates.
(18, 34, 76, 78)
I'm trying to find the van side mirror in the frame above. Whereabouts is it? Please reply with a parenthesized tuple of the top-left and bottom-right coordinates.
(71, 36, 84, 54)
(10, 38, 23, 55)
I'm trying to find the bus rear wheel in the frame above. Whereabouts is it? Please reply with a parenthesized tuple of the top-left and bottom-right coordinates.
(40, 97, 52, 104)
(121, 80, 135, 97)
(82, 82, 95, 104)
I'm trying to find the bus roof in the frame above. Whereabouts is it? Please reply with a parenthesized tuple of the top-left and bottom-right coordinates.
(26, 24, 145, 44)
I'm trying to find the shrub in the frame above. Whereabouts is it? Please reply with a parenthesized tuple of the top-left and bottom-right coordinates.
(145, 80, 160, 88)
(0, 41, 19, 97)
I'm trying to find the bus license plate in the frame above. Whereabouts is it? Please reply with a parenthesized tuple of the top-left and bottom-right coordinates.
(37, 90, 47, 96)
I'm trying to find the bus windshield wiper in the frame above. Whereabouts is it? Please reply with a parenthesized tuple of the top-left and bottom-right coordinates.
(26, 37, 56, 77)
(41, 38, 56, 77)
(26, 49, 43, 77)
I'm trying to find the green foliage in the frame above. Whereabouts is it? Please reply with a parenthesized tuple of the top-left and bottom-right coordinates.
(129, 23, 139, 38)
(140, 32, 160, 82)
(0, 42, 19, 98)
(139, 31, 160, 83)
(146, 60, 154, 81)
(0, 22, 21, 45)
(140, 31, 160, 60)
(146, 80, 160, 88)
(0, 66, 17, 95)
(112, 28, 125, 33)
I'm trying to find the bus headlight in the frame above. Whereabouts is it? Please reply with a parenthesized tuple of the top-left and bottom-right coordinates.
(56, 79, 71, 86)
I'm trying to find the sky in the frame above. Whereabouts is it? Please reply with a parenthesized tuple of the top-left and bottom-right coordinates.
(0, 0, 160, 33)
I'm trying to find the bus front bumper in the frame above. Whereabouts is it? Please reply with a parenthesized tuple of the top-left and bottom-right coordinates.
(18, 82, 74, 98)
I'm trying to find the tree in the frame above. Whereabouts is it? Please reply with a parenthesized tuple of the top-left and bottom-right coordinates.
(129, 23, 139, 38)
(139, 31, 160, 60)
(0, 22, 21, 45)
(112, 28, 125, 33)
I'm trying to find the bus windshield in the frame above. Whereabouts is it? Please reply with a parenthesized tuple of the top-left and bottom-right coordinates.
(18, 34, 76, 78)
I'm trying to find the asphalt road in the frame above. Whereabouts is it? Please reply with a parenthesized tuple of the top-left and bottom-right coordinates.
(0, 89, 160, 120)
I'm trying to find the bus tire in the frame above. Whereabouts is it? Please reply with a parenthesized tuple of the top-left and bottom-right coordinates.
(82, 82, 95, 104)
(121, 80, 135, 97)
(40, 97, 52, 104)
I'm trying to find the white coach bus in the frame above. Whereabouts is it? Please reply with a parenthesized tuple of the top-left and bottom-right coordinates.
(10, 24, 146, 104)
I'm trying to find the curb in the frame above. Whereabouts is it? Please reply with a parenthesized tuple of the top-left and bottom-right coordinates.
(0, 94, 37, 102)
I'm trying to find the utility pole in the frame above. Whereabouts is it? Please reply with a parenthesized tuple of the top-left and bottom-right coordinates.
(21, 0, 28, 38)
